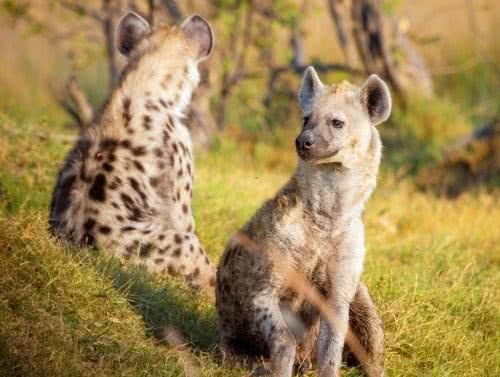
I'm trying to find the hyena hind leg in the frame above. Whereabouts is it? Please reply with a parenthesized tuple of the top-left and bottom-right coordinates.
(345, 282, 384, 377)
(255, 297, 297, 376)
(123, 229, 216, 290)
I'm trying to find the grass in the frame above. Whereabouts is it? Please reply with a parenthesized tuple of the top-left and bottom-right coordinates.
(0, 107, 499, 376)
(0, 2, 498, 373)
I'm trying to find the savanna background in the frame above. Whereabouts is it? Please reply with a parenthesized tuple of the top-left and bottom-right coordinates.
(0, 0, 498, 376)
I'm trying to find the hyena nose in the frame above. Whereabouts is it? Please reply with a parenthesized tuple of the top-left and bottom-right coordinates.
(296, 132, 315, 151)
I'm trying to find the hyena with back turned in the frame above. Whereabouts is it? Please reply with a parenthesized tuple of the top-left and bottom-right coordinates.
(216, 67, 391, 376)
(49, 12, 215, 289)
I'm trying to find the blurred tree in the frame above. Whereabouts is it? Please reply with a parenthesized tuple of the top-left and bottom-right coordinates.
(1, 0, 437, 137)
(326, 0, 434, 100)
(1, 0, 216, 147)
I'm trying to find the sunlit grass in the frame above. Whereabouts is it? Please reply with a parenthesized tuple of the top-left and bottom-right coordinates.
(0, 109, 498, 375)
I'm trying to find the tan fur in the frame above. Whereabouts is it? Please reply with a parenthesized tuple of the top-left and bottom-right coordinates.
(216, 68, 390, 376)
(49, 15, 215, 289)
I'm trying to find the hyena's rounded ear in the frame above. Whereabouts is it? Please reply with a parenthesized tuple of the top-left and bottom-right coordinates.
(360, 74, 392, 126)
(117, 12, 151, 56)
(181, 15, 214, 61)
(299, 66, 324, 114)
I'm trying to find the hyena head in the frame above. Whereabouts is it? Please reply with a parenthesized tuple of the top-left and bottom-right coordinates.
(295, 66, 391, 167)
(117, 12, 213, 100)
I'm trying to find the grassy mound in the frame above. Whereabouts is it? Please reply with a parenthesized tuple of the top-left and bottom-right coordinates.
(0, 112, 499, 376)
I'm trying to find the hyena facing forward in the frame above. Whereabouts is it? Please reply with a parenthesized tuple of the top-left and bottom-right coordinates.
(216, 67, 391, 376)
(49, 12, 215, 289)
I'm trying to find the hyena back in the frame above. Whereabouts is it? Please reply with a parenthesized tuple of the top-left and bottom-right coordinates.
(49, 13, 215, 289)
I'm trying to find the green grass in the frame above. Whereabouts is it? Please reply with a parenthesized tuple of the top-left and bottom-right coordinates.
(0, 109, 498, 376)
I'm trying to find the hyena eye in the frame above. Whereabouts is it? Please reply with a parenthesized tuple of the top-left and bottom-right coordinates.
(329, 118, 344, 129)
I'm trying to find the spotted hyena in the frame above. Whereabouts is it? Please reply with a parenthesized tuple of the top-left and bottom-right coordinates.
(216, 67, 391, 376)
(49, 12, 215, 289)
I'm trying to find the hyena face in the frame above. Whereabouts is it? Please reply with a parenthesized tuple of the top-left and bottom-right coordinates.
(296, 67, 391, 167)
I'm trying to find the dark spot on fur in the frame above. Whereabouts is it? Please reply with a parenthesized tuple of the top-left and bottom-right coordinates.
(139, 243, 153, 258)
(182, 204, 188, 214)
(100, 138, 118, 150)
(128, 177, 147, 202)
(167, 264, 175, 274)
(143, 115, 152, 130)
(133, 160, 145, 172)
(122, 97, 132, 127)
(173, 248, 181, 257)
(89, 174, 106, 202)
(132, 146, 147, 156)
(120, 193, 143, 221)
(149, 177, 159, 187)
(83, 218, 96, 231)
(116, 215, 124, 222)
(121, 226, 136, 232)
(172, 142, 178, 154)
(159, 98, 167, 108)
(155, 258, 164, 264)
(174, 234, 182, 244)
(121, 139, 131, 148)
(98, 225, 112, 235)
(154, 148, 163, 158)
(111, 201, 120, 209)
(103, 162, 113, 172)
(159, 234, 165, 241)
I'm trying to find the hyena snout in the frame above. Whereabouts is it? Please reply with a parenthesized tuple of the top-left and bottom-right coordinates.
(295, 130, 316, 157)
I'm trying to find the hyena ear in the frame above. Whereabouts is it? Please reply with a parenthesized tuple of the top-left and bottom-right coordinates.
(117, 12, 151, 56)
(299, 66, 324, 114)
(360, 74, 392, 126)
(181, 15, 214, 61)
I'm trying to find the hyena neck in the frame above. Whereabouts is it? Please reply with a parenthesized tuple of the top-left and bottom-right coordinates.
(295, 156, 379, 224)
(100, 57, 200, 130)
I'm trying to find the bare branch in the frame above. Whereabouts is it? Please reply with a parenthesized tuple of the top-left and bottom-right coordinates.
(160, 0, 184, 22)
(326, 0, 356, 66)
(66, 75, 94, 127)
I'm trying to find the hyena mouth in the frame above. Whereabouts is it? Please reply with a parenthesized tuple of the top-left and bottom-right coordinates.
(301, 148, 339, 163)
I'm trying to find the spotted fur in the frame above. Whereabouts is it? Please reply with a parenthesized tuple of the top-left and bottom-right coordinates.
(49, 13, 215, 290)
(216, 68, 390, 376)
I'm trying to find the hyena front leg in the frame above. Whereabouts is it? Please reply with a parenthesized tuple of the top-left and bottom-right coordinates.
(120, 229, 215, 289)
(346, 282, 384, 377)
(318, 234, 364, 376)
